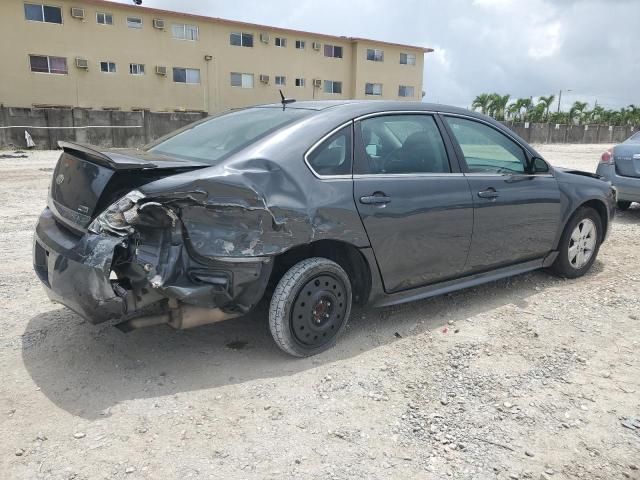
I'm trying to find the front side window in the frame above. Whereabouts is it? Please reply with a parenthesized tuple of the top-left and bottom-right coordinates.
(324, 80, 342, 94)
(275, 76, 286, 86)
(129, 63, 144, 75)
(366, 49, 384, 62)
(230, 32, 254, 47)
(399, 85, 415, 97)
(148, 107, 312, 165)
(324, 45, 343, 58)
(358, 115, 450, 174)
(295, 40, 305, 49)
(173, 67, 200, 84)
(444, 116, 526, 174)
(172, 23, 198, 40)
(275, 37, 287, 47)
(100, 61, 116, 73)
(96, 12, 113, 25)
(29, 55, 67, 74)
(24, 4, 62, 23)
(230, 72, 254, 88)
(307, 125, 352, 177)
(400, 53, 416, 65)
(127, 16, 142, 28)
(365, 83, 382, 96)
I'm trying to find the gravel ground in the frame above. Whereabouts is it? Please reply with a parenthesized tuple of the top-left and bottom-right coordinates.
(1, 144, 638, 480)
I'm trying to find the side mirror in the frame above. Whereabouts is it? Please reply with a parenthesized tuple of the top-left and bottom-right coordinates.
(529, 156, 549, 173)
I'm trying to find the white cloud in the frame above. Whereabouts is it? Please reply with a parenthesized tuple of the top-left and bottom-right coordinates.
(527, 21, 562, 59)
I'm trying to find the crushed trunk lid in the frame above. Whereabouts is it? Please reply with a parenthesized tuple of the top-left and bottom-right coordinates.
(50, 141, 208, 231)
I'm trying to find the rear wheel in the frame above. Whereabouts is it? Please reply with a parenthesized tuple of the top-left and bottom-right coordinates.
(617, 201, 632, 211)
(269, 257, 352, 357)
(550, 207, 602, 279)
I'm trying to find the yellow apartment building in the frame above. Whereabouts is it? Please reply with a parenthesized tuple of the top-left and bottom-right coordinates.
(0, 0, 431, 113)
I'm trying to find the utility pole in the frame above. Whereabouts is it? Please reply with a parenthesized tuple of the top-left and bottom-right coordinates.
(557, 89, 572, 113)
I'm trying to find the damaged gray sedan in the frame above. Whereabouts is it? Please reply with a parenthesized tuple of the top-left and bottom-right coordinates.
(34, 101, 615, 356)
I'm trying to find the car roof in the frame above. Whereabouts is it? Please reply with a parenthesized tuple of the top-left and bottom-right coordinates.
(253, 100, 474, 116)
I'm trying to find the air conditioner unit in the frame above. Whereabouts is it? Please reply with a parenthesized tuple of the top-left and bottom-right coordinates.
(313, 79, 322, 88)
(259, 74, 270, 84)
(260, 33, 270, 43)
(70, 7, 85, 19)
(153, 18, 165, 29)
(312, 42, 321, 51)
(155, 65, 167, 76)
(75, 57, 89, 69)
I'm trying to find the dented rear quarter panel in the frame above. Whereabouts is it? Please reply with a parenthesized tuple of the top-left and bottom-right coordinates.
(137, 109, 372, 260)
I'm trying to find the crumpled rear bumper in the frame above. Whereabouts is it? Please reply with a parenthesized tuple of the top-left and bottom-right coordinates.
(34, 207, 126, 323)
(33, 206, 273, 326)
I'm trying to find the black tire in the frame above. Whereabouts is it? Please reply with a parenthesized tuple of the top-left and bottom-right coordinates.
(269, 257, 352, 357)
(617, 201, 632, 211)
(549, 206, 602, 279)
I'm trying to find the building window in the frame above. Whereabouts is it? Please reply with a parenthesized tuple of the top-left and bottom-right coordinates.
(96, 12, 113, 25)
(400, 53, 416, 65)
(129, 63, 145, 75)
(172, 23, 199, 41)
(324, 45, 343, 58)
(127, 16, 142, 28)
(399, 85, 415, 97)
(366, 49, 384, 62)
(29, 55, 67, 74)
(295, 78, 305, 87)
(324, 80, 342, 94)
(295, 40, 305, 49)
(365, 83, 383, 96)
(100, 61, 117, 73)
(173, 67, 201, 84)
(275, 76, 286, 86)
(230, 32, 254, 47)
(275, 37, 287, 48)
(24, 4, 62, 24)
(230, 72, 254, 89)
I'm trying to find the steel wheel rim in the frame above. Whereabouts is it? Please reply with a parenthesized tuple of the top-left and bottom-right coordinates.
(568, 218, 597, 269)
(291, 273, 348, 347)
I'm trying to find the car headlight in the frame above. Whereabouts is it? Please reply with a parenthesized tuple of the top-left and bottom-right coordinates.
(89, 190, 145, 235)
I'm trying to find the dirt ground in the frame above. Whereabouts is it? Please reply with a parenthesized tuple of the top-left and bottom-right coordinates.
(1, 144, 638, 480)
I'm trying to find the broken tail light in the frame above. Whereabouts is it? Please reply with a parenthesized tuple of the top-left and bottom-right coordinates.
(88, 190, 145, 235)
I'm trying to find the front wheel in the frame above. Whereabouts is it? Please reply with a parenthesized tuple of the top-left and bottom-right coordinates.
(269, 258, 352, 357)
(549, 207, 602, 279)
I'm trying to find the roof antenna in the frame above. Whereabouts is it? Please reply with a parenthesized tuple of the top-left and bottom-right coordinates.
(279, 89, 296, 110)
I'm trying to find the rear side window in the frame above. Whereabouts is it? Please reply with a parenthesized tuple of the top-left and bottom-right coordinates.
(445, 116, 526, 174)
(357, 115, 450, 174)
(306, 125, 352, 177)
(148, 108, 312, 164)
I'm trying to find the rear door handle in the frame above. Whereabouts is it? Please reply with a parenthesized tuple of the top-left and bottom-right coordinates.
(359, 195, 391, 205)
(477, 188, 499, 199)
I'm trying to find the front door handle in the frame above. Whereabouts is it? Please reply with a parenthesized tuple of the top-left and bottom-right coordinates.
(477, 188, 499, 199)
(360, 194, 391, 205)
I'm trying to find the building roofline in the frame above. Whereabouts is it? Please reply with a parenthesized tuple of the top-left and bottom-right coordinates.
(81, 0, 434, 53)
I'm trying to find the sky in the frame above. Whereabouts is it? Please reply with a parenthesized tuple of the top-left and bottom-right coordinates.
(111, 0, 639, 111)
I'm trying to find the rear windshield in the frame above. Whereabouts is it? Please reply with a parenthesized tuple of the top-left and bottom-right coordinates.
(148, 107, 313, 164)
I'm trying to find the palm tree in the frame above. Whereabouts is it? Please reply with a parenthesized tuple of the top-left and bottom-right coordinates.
(488, 93, 510, 121)
(537, 95, 556, 121)
(471, 94, 491, 115)
(506, 102, 520, 121)
(569, 101, 588, 125)
(517, 98, 534, 121)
